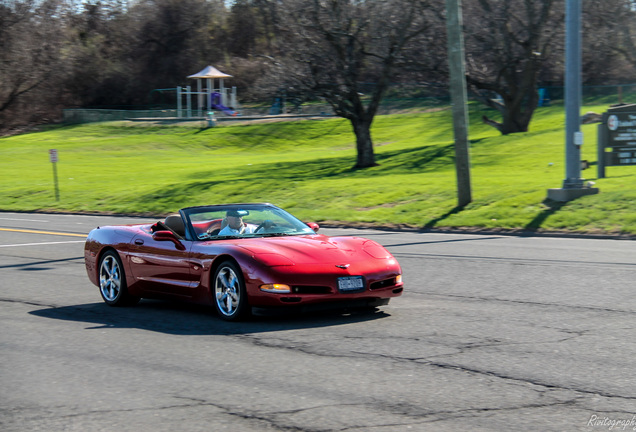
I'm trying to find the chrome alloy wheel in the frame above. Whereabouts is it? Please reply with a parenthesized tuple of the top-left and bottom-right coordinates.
(100, 254, 122, 302)
(214, 264, 241, 317)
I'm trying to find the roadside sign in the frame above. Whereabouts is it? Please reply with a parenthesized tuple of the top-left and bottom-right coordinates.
(597, 104, 636, 178)
(49, 149, 58, 163)
(606, 112, 636, 148)
(49, 149, 60, 201)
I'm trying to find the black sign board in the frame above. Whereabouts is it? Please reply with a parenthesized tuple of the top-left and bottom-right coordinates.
(597, 104, 636, 178)
(605, 147, 636, 165)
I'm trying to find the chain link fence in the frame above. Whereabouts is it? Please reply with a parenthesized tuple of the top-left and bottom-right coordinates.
(62, 84, 636, 125)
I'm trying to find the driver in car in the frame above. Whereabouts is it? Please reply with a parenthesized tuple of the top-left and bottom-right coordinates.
(218, 210, 256, 236)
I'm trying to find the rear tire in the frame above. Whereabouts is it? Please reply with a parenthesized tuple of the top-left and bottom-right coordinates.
(98, 250, 139, 306)
(213, 261, 249, 321)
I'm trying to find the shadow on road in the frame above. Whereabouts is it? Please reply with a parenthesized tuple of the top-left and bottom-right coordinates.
(29, 299, 390, 336)
(384, 235, 504, 249)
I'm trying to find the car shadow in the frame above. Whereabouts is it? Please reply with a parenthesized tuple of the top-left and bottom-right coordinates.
(29, 299, 391, 336)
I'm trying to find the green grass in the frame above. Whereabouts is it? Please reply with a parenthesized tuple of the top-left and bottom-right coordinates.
(2, 102, 635, 235)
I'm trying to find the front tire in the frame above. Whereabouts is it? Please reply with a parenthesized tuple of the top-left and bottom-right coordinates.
(213, 261, 249, 321)
(98, 250, 139, 306)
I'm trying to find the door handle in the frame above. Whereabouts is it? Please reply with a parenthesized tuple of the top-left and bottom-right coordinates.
(134, 239, 144, 245)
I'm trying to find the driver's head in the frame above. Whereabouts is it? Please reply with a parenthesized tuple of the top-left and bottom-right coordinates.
(226, 210, 244, 229)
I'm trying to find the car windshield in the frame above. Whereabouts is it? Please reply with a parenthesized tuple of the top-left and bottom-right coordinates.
(183, 204, 316, 241)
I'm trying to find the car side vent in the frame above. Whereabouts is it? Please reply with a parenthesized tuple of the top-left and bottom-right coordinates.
(291, 286, 332, 294)
(370, 277, 397, 290)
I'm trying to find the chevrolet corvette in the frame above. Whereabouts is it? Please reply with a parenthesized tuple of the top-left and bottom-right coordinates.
(84, 203, 403, 321)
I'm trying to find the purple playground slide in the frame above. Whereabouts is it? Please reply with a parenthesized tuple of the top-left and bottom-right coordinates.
(210, 92, 237, 116)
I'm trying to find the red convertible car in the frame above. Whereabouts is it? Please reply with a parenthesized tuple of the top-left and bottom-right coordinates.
(84, 203, 403, 321)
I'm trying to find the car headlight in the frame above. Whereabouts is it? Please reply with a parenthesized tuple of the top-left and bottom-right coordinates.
(260, 284, 292, 293)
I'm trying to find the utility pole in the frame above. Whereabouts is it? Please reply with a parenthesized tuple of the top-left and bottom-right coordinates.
(445, 0, 472, 207)
(547, 0, 599, 201)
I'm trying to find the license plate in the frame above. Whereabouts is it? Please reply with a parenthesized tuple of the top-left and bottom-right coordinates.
(337, 276, 365, 292)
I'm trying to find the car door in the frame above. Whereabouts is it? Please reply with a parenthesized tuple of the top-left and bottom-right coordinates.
(127, 230, 198, 299)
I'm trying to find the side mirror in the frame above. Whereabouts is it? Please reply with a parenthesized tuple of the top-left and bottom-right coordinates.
(153, 230, 186, 250)
(306, 222, 320, 233)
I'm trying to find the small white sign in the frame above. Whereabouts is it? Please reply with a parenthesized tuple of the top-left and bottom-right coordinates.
(574, 132, 583, 146)
(49, 149, 58, 163)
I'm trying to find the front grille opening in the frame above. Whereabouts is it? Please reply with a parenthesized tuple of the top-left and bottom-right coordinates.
(370, 277, 398, 290)
(291, 285, 332, 294)
(280, 297, 302, 303)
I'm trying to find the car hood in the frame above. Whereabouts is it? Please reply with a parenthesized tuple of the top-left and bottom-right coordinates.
(235, 234, 391, 265)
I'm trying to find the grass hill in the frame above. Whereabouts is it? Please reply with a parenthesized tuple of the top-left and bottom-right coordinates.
(2, 103, 635, 236)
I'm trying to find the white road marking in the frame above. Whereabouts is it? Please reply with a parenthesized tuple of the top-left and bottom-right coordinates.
(0, 240, 86, 248)
(0, 217, 49, 222)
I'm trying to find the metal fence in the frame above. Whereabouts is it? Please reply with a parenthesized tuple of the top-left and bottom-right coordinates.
(62, 84, 636, 125)
(541, 83, 636, 106)
(63, 109, 181, 124)
(62, 105, 336, 124)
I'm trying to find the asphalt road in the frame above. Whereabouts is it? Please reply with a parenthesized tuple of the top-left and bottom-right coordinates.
(1, 212, 635, 432)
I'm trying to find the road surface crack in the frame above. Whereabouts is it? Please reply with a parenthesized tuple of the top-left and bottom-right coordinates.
(424, 360, 636, 401)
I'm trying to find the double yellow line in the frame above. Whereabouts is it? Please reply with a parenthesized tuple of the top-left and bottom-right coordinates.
(0, 227, 87, 238)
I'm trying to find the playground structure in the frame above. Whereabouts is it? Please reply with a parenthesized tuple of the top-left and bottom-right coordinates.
(177, 65, 238, 118)
(63, 63, 339, 124)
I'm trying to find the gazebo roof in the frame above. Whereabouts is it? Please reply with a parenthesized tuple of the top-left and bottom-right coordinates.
(187, 65, 232, 79)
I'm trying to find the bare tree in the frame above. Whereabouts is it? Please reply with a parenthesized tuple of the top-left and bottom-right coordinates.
(227, 0, 259, 57)
(63, 0, 137, 107)
(127, 0, 225, 95)
(0, 0, 68, 130)
(611, 0, 636, 69)
(463, 0, 563, 135)
(272, 0, 438, 169)
(583, 0, 636, 76)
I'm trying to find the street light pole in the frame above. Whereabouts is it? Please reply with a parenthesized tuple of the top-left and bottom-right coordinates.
(547, 0, 599, 201)
(563, 0, 583, 189)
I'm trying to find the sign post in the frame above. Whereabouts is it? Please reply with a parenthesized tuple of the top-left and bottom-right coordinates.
(49, 149, 60, 201)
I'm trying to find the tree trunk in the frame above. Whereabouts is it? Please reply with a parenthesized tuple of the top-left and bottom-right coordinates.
(351, 117, 377, 169)
(481, 85, 539, 135)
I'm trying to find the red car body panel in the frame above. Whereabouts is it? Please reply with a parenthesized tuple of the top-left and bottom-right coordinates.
(85, 205, 403, 313)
